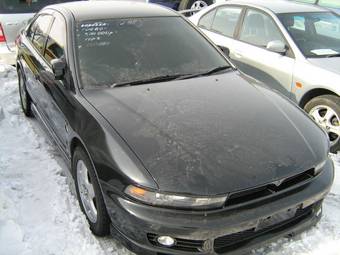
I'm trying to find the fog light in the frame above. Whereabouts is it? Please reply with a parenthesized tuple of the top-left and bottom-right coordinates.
(157, 236, 175, 247)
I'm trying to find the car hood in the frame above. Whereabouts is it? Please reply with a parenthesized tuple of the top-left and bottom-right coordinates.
(308, 57, 340, 76)
(83, 72, 328, 195)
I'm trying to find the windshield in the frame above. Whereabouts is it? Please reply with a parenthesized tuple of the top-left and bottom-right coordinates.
(278, 12, 340, 58)
(75, 17, 229, 88)
(0, 0, 80, 14)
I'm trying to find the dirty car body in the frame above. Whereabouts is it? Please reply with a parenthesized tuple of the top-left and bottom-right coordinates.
(16, 1, 334, 255)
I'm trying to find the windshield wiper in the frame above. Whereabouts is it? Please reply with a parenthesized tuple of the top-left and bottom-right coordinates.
(111, 74, 187, 88)
(176, 65, 232, 80)
(111, 66, 231, 88)
(326, 53, 340, 58)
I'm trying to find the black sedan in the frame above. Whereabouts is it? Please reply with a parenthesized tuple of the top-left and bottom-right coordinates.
(16, 1, 334, 254)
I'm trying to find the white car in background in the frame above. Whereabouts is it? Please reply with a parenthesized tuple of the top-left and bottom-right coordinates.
(0, 0, 79, 65)
(189, 0, 340, 152)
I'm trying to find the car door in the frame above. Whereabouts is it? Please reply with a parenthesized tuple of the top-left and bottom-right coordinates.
(22, 13, 54, 114)
(38, 11, 71, 152)
(231, 8, 295, 98)
(197, 5, 243, 56)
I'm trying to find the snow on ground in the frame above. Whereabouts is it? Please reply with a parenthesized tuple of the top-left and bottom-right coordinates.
(0, 64, 339, 255)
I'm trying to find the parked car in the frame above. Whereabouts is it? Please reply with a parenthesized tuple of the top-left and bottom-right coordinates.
(0, 0, 80, 65)
(291, 0, 340, 15)
(190, 0, 340, 152)
(16, 1, 333, 254)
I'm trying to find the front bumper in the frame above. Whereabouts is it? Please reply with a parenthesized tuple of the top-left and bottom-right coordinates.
(0, 43, 16, 66)
(104, 159, 334, 255)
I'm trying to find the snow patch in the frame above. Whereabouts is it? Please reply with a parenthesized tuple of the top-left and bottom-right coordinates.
(0, 65, 108, 255)
(0, 220, 25, 255)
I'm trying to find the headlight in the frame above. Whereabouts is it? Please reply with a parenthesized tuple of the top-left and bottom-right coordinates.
(125, 185, 227, 209)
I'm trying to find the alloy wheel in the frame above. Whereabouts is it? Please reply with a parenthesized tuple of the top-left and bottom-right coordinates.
(76, 160, 97, 223)
(309, 105, 340, 146)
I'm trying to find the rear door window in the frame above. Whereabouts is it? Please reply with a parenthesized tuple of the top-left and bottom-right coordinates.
(45, 12, 66, 63)
(32, 15, 53, 54)
(211, 6, 242, 37)
(0, 0, 79, 14)
(239, 9, 284, 47)
(26, 17, 39, 41)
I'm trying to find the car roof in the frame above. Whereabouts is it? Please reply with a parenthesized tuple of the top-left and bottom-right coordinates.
(224, 0, 328, 14)
(45, 1, 178, 21)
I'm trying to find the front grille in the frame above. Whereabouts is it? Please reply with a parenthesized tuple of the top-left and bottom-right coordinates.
(214, 202, 318, 253)
(226, 169, 315, 207)
(147, 233, 204, 252)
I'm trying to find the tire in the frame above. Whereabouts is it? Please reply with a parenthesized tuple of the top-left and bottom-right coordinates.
(18, 69, 32, 117)
(304, 95, 340, 153)
(73, 147, 110, 236)
(178, 0, 213, 11)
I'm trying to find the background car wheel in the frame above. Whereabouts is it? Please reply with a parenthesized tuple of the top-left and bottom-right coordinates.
(304, 95, 340, 153)
(18, 69, 32, 117)
(178, 0, 212, 11)
(73, 147, 110, 236)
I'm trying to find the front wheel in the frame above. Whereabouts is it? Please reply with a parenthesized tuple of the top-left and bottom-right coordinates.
(304, 95, 340, 153)
(73, 147, 110, 236)
(178, 0, 213, 11)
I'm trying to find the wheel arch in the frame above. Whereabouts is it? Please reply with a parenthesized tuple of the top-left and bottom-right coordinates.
(69, 136, 97, 179)
(299, 88, 338, 109)
(70, 136, 112, 232)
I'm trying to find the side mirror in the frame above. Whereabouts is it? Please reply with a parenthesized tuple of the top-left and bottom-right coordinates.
(218, 45, 230, 57)
(51, 58, 66, 80)
(266, 40, 287, 55)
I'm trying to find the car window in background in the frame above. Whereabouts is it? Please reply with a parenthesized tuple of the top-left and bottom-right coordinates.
(0, 0, 79, 14)
(278, 12, 340, 57)
(239, 9, 284, 47)
(211, 6, 242, 37)
(291, 16, 306, 31)
(76, 17, 229, 88)
(314, 14, 340, 39)
(45, 13, 66, 63)
(32, 15, 53, 54)
(318, 0, 340, 9)
(198, 8, 216, 30)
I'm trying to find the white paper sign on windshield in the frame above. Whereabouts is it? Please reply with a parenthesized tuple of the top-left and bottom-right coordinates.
(311, 49, 339, 56)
